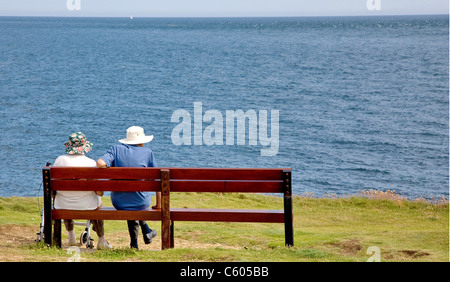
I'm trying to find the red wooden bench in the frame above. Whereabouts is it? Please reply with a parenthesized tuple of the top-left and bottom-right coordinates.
(42, 167, 294, 250)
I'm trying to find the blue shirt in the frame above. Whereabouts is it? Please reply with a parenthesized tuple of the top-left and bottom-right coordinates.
(100, 144, 157, 211)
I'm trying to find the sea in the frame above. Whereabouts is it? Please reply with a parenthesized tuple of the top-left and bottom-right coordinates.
(0, 15, 448, 199)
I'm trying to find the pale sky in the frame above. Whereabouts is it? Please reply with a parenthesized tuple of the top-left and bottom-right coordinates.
(0, 0, 448, 17)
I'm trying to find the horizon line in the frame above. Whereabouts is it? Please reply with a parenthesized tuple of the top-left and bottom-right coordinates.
(0, 13, 448, 19)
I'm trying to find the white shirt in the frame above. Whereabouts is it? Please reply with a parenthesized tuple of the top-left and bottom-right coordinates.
(53, 154, 101, 210)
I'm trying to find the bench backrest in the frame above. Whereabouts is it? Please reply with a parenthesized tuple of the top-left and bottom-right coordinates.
(48, 167, 162, 192)
(46, 167, 291, 194)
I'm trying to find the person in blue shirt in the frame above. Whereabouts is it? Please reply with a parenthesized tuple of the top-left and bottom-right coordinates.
(97, 126, 161, 249)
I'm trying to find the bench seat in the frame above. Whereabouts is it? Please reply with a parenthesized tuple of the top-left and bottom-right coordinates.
(52, 207, 162, 221)
(171, 208, 285, 223)
(52, 207, 285, 223)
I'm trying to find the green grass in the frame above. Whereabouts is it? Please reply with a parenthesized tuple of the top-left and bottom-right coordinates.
(0, 192, 448, 262)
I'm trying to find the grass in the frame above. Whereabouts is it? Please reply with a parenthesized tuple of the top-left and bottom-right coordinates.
(0, 191, 448, 262)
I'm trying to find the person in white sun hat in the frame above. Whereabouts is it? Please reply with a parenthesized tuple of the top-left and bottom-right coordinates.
(97, 126, 161, 249)
(53, 132, 112, 250)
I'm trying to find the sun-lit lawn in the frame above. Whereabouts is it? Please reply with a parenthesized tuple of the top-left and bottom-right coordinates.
(0, 191, 448, 262)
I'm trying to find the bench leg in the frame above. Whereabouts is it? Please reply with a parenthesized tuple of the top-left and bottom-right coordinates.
(283, 170, 294, 247)
(43, 211, 52, 246)
(170, 221, 174, 248)
(53, 219, 62, 248)
(161, 169, 172, 250)
(42, 168, 53, 246)
(284, 202, 294, 247)
(161, 220, 171, 250)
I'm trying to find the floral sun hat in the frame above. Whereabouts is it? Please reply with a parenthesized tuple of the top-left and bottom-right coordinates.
(64, 132, 93, 155)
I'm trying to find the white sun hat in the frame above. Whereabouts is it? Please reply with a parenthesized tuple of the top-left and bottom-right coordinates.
(118, 126, 154, 145)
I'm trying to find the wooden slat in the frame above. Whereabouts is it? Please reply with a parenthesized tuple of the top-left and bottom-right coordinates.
(50, 167, 161, 180)
(52, 207, 162, 221)
(51, 180, 283, 193)
(51, 179, 161, 191)
(170, 180, 283, 193)
(52, 208, 285, 223)
(170, 208, 285, 223)
(170, 181, 224, 192)
(224, 181, 283, 193)
(169, 168, 289, 181)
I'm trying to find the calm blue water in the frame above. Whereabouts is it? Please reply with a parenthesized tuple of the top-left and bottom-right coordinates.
(0, 15, 448, 199)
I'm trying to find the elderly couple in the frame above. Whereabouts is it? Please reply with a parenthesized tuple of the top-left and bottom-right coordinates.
(53, 126, 161, 250)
